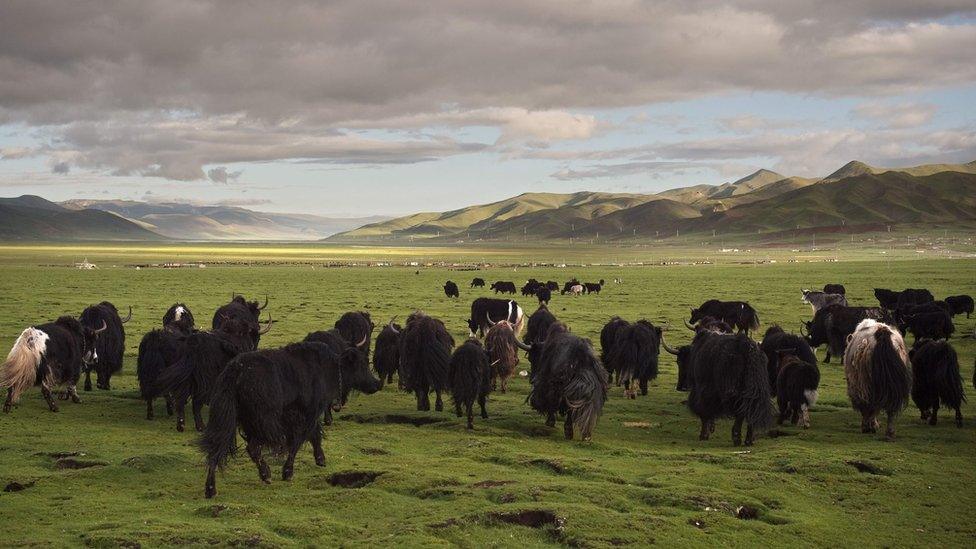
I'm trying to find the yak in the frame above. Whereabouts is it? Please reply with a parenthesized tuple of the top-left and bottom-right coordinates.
(665, 316, 733, 392)
(842, 319, 912, 440)
(163, 303, 195, 335)
(545, 281, 559, 292)
(448, 339, 493, 429)
(897, 308, 954, 342)
(79, 302, 131, 391)
(801, 290, 847, 313)
(471, 278, 486, 288)
(874, 288, 901, 310)
(303, 328, 370, 420)
(536, 287, 552, 306)
(373, 319, 401, 386)
(801, 304, 889, 363)
(681, 330, 773, 446)
(526, 323, 608, 441)
(560, 279, 581, 295)
(775, 351, 820, 429)
(909, 339, 965, 427)
(484, 319, 528, 393)
(583, 280, 605, 294)
(823, 284, 846, 296)
(444, 281, 460, 299)
(212, 295, 268, 347)
(136, 328, 186, 420)
(606, 320, 661, 398)
(523, 305, 558, 370)
(490, 281, 517, 295)
(201, 341, 381, 498)
(392, 312, 454, 411)
(521, 281, 541, 296)
(945, 295, 974, 318)
(569, 284, 584, 296)
(467, 297, 524, 338)
(2, 316, 104, 413)
(760, 326, 817, 391)
(600, 317, 630, 385)
(155, 316, 271, 432)
(334, 311, 374, 358)
(896, 288, 935, 310)
(688, 300, 760, 336)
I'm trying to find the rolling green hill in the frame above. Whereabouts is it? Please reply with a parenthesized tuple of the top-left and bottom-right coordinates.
(0, 196, 166, 241)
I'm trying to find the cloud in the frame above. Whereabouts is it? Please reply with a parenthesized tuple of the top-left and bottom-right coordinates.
(51, 161, 69, 174)
(207, 166, 242, 184)
(852, 101, 938, 129)
(551, 161, 717, 181)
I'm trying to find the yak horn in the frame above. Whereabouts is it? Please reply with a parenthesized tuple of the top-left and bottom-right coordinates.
(258, 295, 269, 310)
(258, 315, 274, 335)
(661, 334, 680, 355)
(120, 306, 132, 323)
(388, 318, 400, 335)
(486, 312, 497, 327)
(515, 340, 532, 352)
(684, 319, 696, 330)
(356, 331, 369, 348)
(93, 320, 108, 335)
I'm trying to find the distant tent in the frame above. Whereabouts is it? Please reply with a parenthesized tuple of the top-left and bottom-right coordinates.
(75, 258, 97, 270)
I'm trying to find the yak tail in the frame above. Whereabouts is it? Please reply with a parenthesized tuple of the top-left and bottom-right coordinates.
(199, 367, 242, 470)
(0, 328, 47, 405)
(137, 331, 167, 400)
(749, 307, 761, 332)
(563, 341, 608, 440)
(932, 343, 966, 408)
(449, 356, 482, 409)
(735, 336, 774, 432)
(152, 355, 194, 402)
(870, 327, 912, 416)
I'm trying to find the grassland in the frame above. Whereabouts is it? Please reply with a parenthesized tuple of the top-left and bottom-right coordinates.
(0, 244, 974, 547)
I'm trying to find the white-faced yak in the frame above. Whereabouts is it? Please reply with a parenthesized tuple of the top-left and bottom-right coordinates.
(201, 341, 382, 498)
(2, 316, 105, 413)
(909, 339, 965, 427)
(527, 323, 608, 441)
(373, 319, 402, 386)
(681, 330, 773, 446)
(842, 319, 912, 440)
(78, 301, 131, 391)
(212, 294, 268, 347)
(163, 303, 195, 335)
(605, 319, 662, 399)
(448, 339, 492, 429)
(392, 312, 454, 411)
(775, 351, 820, 429)
(155, 316, 271, 432)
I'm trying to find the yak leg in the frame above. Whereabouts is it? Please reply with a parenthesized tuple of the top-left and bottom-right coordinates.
(146, 399, 154, 420)
(478, 393, 488, 419)
(41, 382, 59, 412)
(790, 405, 801, 426)
(2, 388, 13, 413)
(801, 405, 811, 429)
(323, 407, 333, 426)
(920, 407, 930, 421)
(698, 418, 711, 441)
(465, 401, 474, 429)
(822, 350, 831, 364)
(883, 412, 896, 441)
(66, 384, 81, 403)
(204, 464, 218, 499)
(165, 395, 174, 416)
(744, 423, 756, 446)
(639, 378, 648, 396)
(310, 420, 326, 466)
(192, 398, 206, 431)
(545, 412, 556, 428)
(500, 376, 507, 394)
(175, 394, 188, 432)
(83, 367, 93, 392)
(246, 440, 271, 484)
(732, 415, 744, 446)
(434, 390, 444, 412)
(777, 397, 788, 425)
(282, 437, 303, 481)
(954, 407, 963, 428)
(563, 411, 574, 440)
(928, 401, 939, 426)
(386, 372, 394, 384)
(416, 389, 430, 411)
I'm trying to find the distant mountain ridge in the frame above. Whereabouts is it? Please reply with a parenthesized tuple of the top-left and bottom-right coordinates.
(329, 159, 976, 241)
(0, 196, 165, 241)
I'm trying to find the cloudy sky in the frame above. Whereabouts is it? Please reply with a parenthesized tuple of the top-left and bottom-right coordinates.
(1, 1, 975, 216)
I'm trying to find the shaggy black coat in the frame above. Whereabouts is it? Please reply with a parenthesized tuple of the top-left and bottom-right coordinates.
(212, 295, 266, 347)
(600, 317, 630, 385)
(448, 339, 492, 429)
(490, 281, 517, 294)
(683, 331, 773, 446)
(444, 281, 460, 298)
(524, 305, 557, 347)
(373, 322, 401, 385)
(689, 300, 760, 335)
(334, 311, 374, 358)
(945, 295, 974, 318)
(303, 329, 368, 422)
(79, 301, 130, 390)
(909, 339, 965, 427)
(397, 312, 454, 411)
(760, 326, 817, 391)
(470, 277, 486, 288)
(823, 284, 846, 295)
(536, 287, 552, 305)
(802, 304, 890, 363)
(136, 328, 186, 419)
(898, 309, 954, 342)
(200, 341, 381, 498)
(163, 303, 195, 335)
(606, 320, 661, 398)
(775, 353, 820, 428)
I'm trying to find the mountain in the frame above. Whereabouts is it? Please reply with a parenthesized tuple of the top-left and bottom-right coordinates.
(822, 159, 976, 182)
(0, 196, 165, 241)
(61, 200, 389, 240)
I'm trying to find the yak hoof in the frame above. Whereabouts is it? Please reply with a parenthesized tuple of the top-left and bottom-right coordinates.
(205, 486, 216, 499)
(84, 382, 92, 392)
(176, 423, 185, 433)
(732, 437, 742, 447)
(744, 438, 754, 446)
(2, 404, 11, 413)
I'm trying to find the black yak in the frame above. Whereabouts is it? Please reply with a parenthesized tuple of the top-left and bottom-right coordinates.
(467, 298, 524, 338)
(444, 281, 460, 298)
(896, 288, 934, 310)
(823, 284, 846, 296)
(163, 303, 195, 335)
(484, 319, 528, 393)
(688, 300, 760, 336)
(945, 295, 974, 318)
(800, 289, 847, 313)
(521, 281, 541, 296)
(201, 341, 381, 498)
(373, 319, 401, 386)
(392, 312, 454, 411)
(212, 295, 267, 347)
(560, 279, 580, 295)
(681, 330, 773, 446)
(78, 302, 131, 391)
(599, 317, 630, 385)
(842, 319, 912, 440)
(801, 304, 890, 363)
(545, 281, 559, 292)
(526, 324, 608, 441)
(334, 311, 375, 358)
(136, 328, 186, 420)
(448, 339, 492, 429)
(583, 281, 604, 294)
(874, 288, 901, 310)
(2, 316, 104, 413)
(665, 317, 732, 392)
(536, 287, 552, 306)
(606, 320, 661, 398)
(909, 339, 965, 427)
(471, 277, 486, 288)
(490, 281, 517, 294)
(897, 309, 954, 342)
(155, 316, 271, 432)
(304, 328, 370, 420)
(775, 352, 820, 428)
(760, 326, 817, 391)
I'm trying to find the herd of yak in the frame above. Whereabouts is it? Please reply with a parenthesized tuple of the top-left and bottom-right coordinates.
(0, 277, 973, 498)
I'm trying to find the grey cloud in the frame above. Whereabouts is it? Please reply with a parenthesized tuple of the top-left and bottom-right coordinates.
(51, 161, 69, 174)
(207, 166, 242, 184)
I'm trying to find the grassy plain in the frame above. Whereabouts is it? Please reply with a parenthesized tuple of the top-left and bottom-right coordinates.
(0, 243, 974, 547)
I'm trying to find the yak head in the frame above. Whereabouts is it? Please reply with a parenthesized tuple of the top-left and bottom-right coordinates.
(335, 346, 382, 398)
(688, 307, 704, 324)
(59, 315, 106, 366)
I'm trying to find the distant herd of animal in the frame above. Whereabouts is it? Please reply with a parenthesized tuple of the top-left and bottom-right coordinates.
(443, 277, 607, 305)
(0, 278, 972, 498)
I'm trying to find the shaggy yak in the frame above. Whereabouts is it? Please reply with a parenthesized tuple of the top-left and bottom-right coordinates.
(823, 284, 846, 296)
(800, 290, 848, 314)
(944, 295, 973, 318)
(391, 312, 454, 411)
(606, 320, 662, 399)
(201, 341, 381, 498)
(334, 311, 374, 359)
(303, 327, 370, 423)
(372, 319, 402, 386)
(79, 302, 131, 390)
(909, 339, 965, 427)
(775, 351, 820, 429)
(526, 322, 609, 441)
(444, 281, 460, 299)
(536, 286, 552, 306)
(599, 317, 630, 385)
(842, 319, 912, 440)
(212, 295, 268, 347)
(484, 319, 530, 393)
(163, 303, 195, 335)
(665, 317, 732, 392)
(687, 300, 760, 336)
(137, 328, 187, 420)
(1, 316, 104, 413)
(448, 339, 493, 429)
(760, 326, 817, 392)
(471, 277, 486, 288)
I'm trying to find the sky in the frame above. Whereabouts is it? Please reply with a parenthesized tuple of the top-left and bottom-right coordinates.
(1, 1, 975, 217)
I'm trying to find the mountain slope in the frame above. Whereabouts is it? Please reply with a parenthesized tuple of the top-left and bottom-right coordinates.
(0, 198, 166, 241)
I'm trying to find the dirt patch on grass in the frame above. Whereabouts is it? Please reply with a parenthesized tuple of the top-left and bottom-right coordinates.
(326, 471, 383, 488)
(55, 458, 106, 470)
(4, 480, 35, 492)
(487, 509, 565, 530)
(527, 458, 566, 474)
(766, 429, 797, 438)
(360, 447, 390, 455)
(35, 451, 83, 458)
(342, 414, 446, 427)
(846, 460, 890, 476)
(473, 480, 514, 488)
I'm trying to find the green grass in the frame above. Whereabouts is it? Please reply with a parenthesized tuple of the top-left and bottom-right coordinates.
(0, 245, 974, 547)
